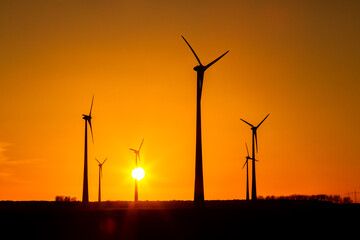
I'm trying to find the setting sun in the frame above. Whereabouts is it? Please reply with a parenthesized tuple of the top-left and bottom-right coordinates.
(132, 167, 145, 181)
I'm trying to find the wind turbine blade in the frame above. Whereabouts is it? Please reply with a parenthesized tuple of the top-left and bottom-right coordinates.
(181, 35, 202, 66)
(102, 157, 108, 165)
(95, 158, 100, 164)
(245, 142, 249, 157)
(129, 148, 136, 152)
(138, 138, 144, 151)
(240, 118, 254, 127)
(257, 114, 269, 128)
(204, 50, 229, 70)
(88, 119, 94, 143)
(254, 131, 258, 153)
(137, 153, 141, 163)
(89, 94, 94, 116)
(242, 159, 248, 169)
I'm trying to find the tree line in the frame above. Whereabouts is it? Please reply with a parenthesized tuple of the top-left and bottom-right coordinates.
(55, 196, 77, 202)
(258, 194, 352, 204)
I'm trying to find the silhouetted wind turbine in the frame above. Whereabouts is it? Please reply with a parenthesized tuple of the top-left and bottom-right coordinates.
(240, 114, 269, 200)
(130, 138, 144, 202)
(95, 157, 107, 203)
(242, 143, 258, 200)
(182, 35, 229, 206)
(82, 95, 94, 203)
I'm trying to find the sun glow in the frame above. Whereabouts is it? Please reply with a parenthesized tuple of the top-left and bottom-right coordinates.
(132, 167, 145, 181)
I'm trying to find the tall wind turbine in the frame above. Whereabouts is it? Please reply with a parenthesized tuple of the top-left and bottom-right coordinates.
(240, 114, 269, 200)
(182, 35, 229, 206)
(95, 157, 107, 203)
(242, 143, 258, 200)
(82, 95, 94, 203)
(130, 138, 144, 202)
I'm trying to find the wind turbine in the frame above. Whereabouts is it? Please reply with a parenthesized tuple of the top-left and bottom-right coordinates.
(242, 143, 258, 200)
(95, 158, 107, 203)
(82, 95, 94, 203)
(130, 138, 144, 202)
(182, 35, 229, 206)
(240, 114, 269, 200)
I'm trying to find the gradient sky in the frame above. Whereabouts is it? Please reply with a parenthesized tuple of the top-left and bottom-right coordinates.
(0, 0, 359, 201)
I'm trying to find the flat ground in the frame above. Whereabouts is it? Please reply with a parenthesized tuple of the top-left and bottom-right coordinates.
(1, 200, 359, 239)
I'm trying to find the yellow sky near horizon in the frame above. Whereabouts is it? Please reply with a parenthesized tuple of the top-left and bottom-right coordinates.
(0, 0, 360, 201)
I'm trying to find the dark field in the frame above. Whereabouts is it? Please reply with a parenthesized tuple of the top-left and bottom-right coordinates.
(1, 200, 359, 239)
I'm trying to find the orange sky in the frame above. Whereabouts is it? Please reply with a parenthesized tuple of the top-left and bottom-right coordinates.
(0, 0, 360, 201)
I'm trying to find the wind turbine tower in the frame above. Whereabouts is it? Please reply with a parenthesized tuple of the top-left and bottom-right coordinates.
(243, 143, 254, 200)
(240, 114, 269, 200)
(95, 158, 107, 202)
(182, 35, 229, 206)
(130, 138, 144, 202)
(82, 95, 94, 203)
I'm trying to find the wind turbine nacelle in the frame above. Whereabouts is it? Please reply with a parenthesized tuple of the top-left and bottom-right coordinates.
(82, 114, 92, 120)
(194, 65, 205, 72)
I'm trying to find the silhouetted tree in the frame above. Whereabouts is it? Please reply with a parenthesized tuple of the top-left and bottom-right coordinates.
(55, 196, 63, 201)
(343, 197, 352, 204)
(55, 195, 76, 202)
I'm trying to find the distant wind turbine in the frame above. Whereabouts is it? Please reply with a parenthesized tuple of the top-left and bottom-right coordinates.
(182, 35, 229, 206)
(82, 95, 94, 203)
(95, 158, 107, 203)
(242, 143, 258, 201)
(240, 114, 269, 200)
(130, 138, 144, 202)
